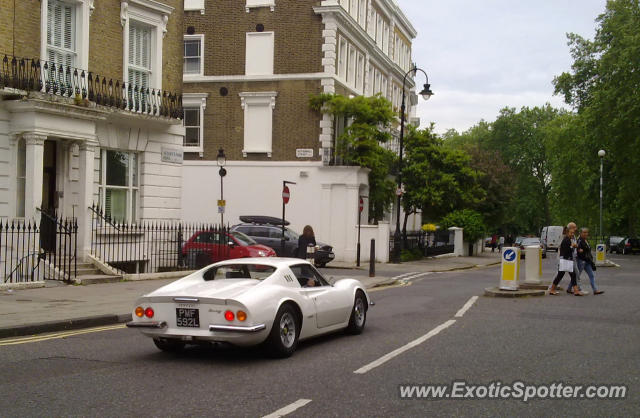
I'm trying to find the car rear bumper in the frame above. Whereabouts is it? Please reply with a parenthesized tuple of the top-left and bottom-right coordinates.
(315, 250, 335, 265)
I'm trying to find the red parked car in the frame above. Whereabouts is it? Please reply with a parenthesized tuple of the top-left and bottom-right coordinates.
(182, 230, 276, 268)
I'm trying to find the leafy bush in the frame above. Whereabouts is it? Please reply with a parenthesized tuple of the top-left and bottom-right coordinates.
(400, 248, 423, 262)
(440, 209, 486, 243)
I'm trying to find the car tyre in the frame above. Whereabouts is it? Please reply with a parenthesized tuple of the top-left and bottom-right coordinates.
(266, 304, 299, 358)
(153, 338, 185, 353)
(346, 291, 367, 335)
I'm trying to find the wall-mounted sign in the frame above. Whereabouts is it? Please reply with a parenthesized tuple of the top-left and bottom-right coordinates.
(296, 148, 314, 158)
(161, 147, 183, 164)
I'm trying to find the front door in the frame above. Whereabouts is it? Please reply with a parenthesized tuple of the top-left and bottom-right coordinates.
(40, 140, 57, 252)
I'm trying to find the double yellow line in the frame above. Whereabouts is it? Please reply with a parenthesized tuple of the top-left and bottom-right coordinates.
(0, 324, 126, 346)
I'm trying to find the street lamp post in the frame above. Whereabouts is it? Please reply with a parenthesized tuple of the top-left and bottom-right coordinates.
(391, 65, 434, 263)
(217, 148, 226, 227)
(598, 149, 605, 244)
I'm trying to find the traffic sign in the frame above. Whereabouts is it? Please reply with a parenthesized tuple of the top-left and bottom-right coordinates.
(282, 186, 290, 204)
(503, 249, 516, 262)
(217, 200, 226, 207)
(359, 197, 364, 212)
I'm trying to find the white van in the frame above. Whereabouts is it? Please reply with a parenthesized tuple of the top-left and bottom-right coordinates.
(541, 226, 564, 251)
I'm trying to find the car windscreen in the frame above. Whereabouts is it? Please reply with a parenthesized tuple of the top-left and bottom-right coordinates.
(230, 231, 257, 246)
(202, 264, 276, 281)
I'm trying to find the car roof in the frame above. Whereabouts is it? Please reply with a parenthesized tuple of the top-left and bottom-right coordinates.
(238, 216, 290, 226)
(210, 257, 310, 268)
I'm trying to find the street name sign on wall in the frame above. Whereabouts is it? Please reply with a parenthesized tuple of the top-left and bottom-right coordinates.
(161, 147, 183, 164)
(296, 149, 314, 158)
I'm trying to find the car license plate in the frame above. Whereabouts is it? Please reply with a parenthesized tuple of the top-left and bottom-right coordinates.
(176, 308, 200, 328)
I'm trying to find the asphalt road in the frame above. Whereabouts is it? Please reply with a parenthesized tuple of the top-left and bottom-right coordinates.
(0, 254, 638, 417)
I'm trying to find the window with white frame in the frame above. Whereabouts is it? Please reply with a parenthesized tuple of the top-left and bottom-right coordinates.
(99, 150, 139, 223)
(182, 93, 208, 152)
(239, 92, 277, 156)
(245, 32, 274, 75)
(356, 53, 364, 93)
(358, 0, 366, 27)
(121, 0, 172, 93)
(337, 37, 347, 78)
(183, 34, 203, 75)
(128, 22, 152, 90)
(383, 22, 389, 55)
(376, 15, 383, 48)
(46, 0, 76, 67)
(246, 0, 275, 12)
(347, 45, 356, 85)
(184, 0, 205, 14)
(183, 108, 200, 147)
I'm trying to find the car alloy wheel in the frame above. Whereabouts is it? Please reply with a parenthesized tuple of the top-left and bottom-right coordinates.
(346, 291, 367, 335)
(354, 297, 365, 327)
(279, 312, 296, 348)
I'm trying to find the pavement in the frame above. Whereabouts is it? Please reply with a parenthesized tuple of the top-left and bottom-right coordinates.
(0, 253, 500, 338)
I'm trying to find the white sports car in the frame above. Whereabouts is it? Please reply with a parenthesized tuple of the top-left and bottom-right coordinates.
(126, 258, 370, 357)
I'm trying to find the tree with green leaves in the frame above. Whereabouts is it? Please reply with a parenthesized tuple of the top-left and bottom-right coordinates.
(403, 125, 484, 239)
(553, 0, 640, 236)
(309, 94, 397, 221)
(440, 209, 486, 244)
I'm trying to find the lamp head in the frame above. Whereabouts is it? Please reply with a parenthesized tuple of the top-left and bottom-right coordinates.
(598, 149, 606, 158)
(217, 148, 226, 166)
(419, 83, 434, 101)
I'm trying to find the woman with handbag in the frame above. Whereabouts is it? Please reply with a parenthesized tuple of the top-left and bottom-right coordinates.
(577, 228, 604, 295)
(549, 223, 584, 296)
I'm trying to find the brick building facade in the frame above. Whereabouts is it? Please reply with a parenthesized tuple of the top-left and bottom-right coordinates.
(181, 0, 420, 262)
(0, 0, 186, 280)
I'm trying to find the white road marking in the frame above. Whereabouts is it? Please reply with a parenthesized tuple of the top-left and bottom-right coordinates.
(454, 296, 479, 318)
(392, 271, 420, 280)
(262, 399, 312, 418)
(399, 272, 432, 282)
(353, 319, 457, 374)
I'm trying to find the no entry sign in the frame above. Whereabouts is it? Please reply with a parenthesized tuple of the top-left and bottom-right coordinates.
(282, 186, 290, 204)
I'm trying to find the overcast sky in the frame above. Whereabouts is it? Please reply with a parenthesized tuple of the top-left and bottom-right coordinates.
(395, 0, 607, 134)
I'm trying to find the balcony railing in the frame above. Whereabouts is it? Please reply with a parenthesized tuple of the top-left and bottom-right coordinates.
(1, 54, 182, 119)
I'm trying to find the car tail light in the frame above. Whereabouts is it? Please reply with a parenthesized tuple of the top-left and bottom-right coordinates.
(626, 242, 631, 247)
(135, 306, 144, 317)
(224, 310, 235, 321)
(236, 311, 247, 321)
(144, 307, 154, 318)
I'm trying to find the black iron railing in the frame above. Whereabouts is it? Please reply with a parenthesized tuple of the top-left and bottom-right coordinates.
(89, 204, 230, 274)
(389, 229, 454, 257)
(1, 54, 183, 119)
(1, 214, 77, 283)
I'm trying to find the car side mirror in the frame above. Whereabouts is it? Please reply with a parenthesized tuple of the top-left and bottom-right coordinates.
(228, 241, 236, 248)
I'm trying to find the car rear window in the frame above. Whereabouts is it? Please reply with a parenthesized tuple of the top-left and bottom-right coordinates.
(202, 264, 276, 281)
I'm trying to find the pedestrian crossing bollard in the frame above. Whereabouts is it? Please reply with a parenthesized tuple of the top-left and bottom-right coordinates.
(499, 247, 520, 290)
(595, 243, 606, 266)
(524, 246, 542, 284)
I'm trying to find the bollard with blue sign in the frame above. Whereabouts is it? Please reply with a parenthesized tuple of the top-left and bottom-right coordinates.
(595, 243, 606, 266)
(500, 247, 520, 290)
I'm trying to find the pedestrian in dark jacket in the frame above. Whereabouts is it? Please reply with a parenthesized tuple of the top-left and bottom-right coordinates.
(297, 225, 317, 259)
(577, 228, 604, 295)
(549, 223, 584, 296)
